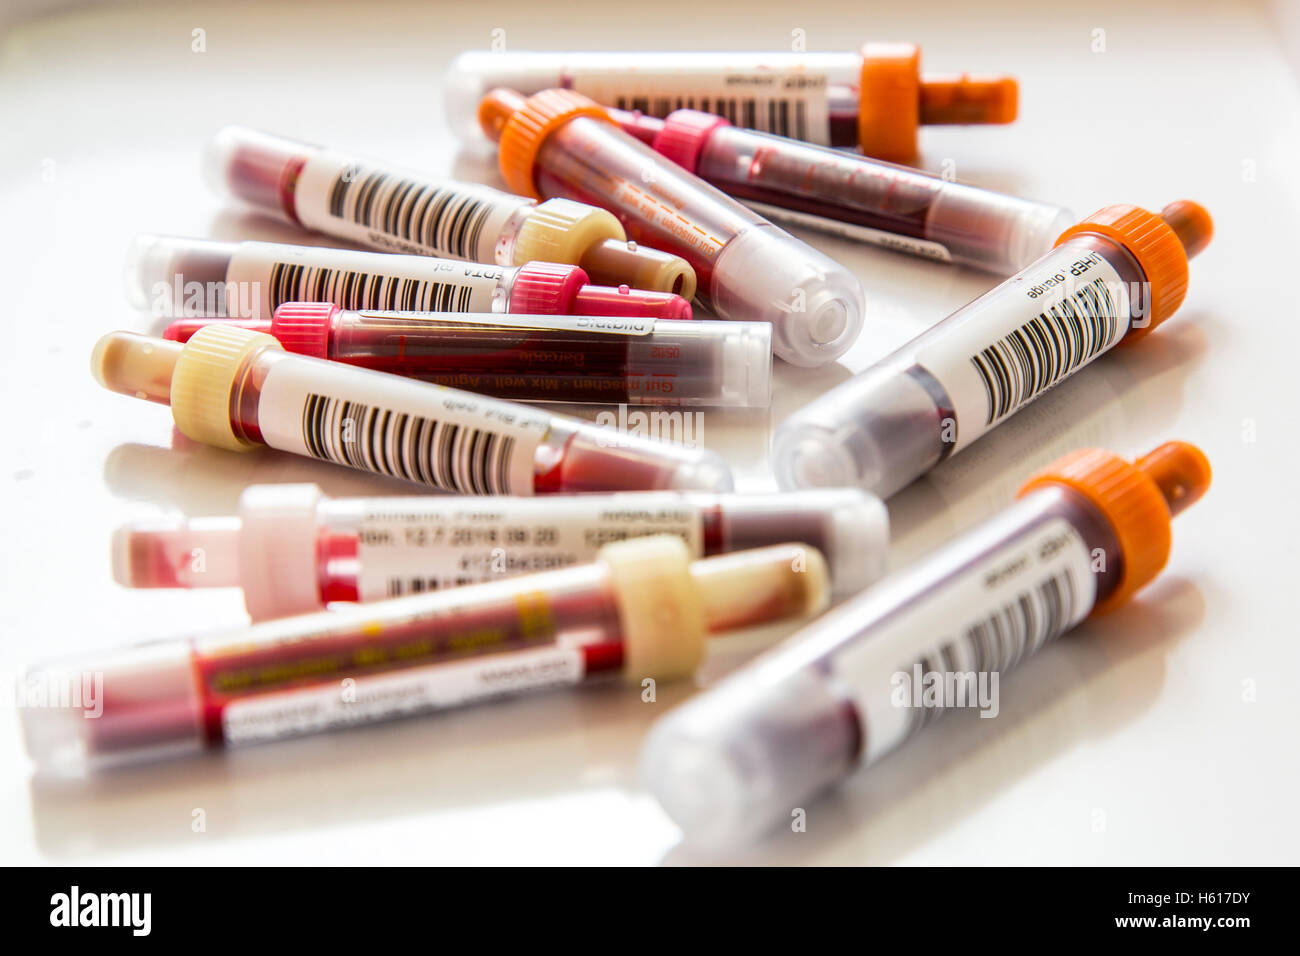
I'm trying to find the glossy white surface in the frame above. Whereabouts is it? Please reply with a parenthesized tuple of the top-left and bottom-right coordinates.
(1, 0, 1295, 864)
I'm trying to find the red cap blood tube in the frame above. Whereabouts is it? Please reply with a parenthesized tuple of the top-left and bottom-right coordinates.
(445, 46, 1016, 162)
(610, 108, 1074, 275)
(113, 483, 888, 618)
(477, 88, 865, 368)
(202, 126, 696, 296)
(162, 302, 771, 407)
(123, 234, 692, 321)
(90, 326, 734, 494)
(21, 537, 829, 774)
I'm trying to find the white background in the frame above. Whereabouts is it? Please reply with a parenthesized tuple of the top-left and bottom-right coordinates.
(1, 0, 1296, 865)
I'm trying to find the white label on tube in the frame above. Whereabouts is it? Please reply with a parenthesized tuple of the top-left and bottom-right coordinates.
(224, 242, 504, 319)
(351, 493, 704, 599)
(290, 149, 521, 263)
(742, 201, 954, 263)
(256, 356, 550, 495)
(570, 67, 833, 145)
(915, 247, 1130, 452)
(830, 518, 1095, 766)
(221, 645, 586, 745)
(351, 311, 658, 336)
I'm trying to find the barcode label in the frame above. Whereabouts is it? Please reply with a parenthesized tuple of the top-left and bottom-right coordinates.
(347, 493, 704, 602)
(224, 242, 502, 319)
(972, 277, 1121, 425)
(255, 356, 550, 495)
(903, 567, 1077, 736)
(267, 260, 478, 313)
(292, 149, 520, 261)
(832, 518, 1096, 766)
(572, 68, 831, 145)
(914, 247, 1130, 453)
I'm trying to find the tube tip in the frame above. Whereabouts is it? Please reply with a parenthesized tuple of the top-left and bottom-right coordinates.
(920, 74, 1018, 125)
(1160, 200, 1214, 259)
(478, 87, 528, 142)
(1137, 441, 1212, 517)
(92, 331, 181, 405)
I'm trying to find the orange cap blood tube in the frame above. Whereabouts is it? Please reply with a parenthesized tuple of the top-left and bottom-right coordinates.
(21, 538, 829, 774)
(91, 326, 734, 494)
(477, 88, 865, 368)
(124, 234, 692, 321)
(446, 45, 1015, 162)
(160, 302, 772, 408)
(114, 484, 888, 619)
(775, 201, 1213, 497)
(642, 442, 1211, 849)
(202, 126, 695, 295)
(610, 107, 1073, 274)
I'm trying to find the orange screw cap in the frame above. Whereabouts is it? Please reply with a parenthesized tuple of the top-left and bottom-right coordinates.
(478, 87, 614, 199)
(1017, 441, 1211, 613)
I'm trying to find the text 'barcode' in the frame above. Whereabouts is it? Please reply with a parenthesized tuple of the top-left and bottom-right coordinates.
(907, 568, 1077, 734)
(971, 277, 1122, 425)
(269, 261, 476, 314)
(328, 165, 493, 260)
(615, 94, 810, 141)
(301, 393, 517, 495)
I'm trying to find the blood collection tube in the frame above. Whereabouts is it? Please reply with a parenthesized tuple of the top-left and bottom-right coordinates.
(114, 483, 888, 618)
(477, 88, 865, 368)
(446, 45, 1016, 162)
(160, 302, 772, 407)
(203, 126, 695, 295)
(642, 441, 1211, 848)
(609, 108, 1073, 274)
(774, 200, 1214, 498)
(91, 325, 734, 494)
(124, 234, 692, 321)
(22, 537, 829, 774)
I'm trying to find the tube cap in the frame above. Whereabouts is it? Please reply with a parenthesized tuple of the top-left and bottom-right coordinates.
(481, 87, 616, 198)
(1017, 441, 1211, 612)
(508, 262, 590, 314)
(512, 197, 626, 266)
(601, 536, 707, 682)
(653, 110, 731, 174)
(271, 301, 338, 358)
(171, 325, 282, 452)
(1056, 200, 1211, 338)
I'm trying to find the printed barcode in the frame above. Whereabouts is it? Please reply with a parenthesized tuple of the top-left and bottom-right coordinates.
(327, 165, 493, 260)
(971, 277, 1122, 425)
(301, 393, 517, 495)
(615, 94, 809, 141)
(908, 567, 1077, 733)
(268, 261, 476, 313)
(384, 576, 473, 597)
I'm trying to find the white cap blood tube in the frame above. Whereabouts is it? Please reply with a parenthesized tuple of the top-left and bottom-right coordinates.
(161, 302, 771, 408)
(476, 88, 866, 368)
(202, 126, 696, 295)
(774, 201, 1213, 497)
(642, 442, 1211, 849)
(90, 325, 734, 494)
(113, 483, 888, 618)
(123, 234, 692, 321)
(21, 537, 830, 775)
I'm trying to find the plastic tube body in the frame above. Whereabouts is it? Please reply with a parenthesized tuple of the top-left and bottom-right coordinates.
(91, 328, 734, 495)
(625, 111, 1073, 273)
(125, 235, 691, 321)
(115, 484, 888, 618)
(166, 305, 771, 407)
(774, 235, 1146, 496)
(520, 112, 865, 367)
(642, 484, 1120, 848)
(202, 127, 695, 293)
(22, 540, 828, 774)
